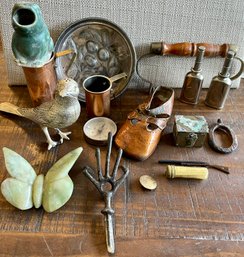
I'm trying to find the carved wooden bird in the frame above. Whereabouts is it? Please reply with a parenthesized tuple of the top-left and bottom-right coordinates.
(0, 78, 81, 150)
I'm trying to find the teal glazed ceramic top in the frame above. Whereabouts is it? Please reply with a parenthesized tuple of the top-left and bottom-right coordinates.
(11, 2, 54, 67)
(175, 115, 209, 133)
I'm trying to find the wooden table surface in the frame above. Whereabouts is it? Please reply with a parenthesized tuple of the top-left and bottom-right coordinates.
(0, 47, 244, 257)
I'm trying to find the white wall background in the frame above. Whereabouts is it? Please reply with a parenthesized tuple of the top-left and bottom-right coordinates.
(1, 0, 244, 89)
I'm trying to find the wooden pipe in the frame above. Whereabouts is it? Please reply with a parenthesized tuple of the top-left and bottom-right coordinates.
(151, 42, 238, 57)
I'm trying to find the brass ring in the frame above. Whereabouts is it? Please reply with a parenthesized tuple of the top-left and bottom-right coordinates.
(208, 119, 238, 154)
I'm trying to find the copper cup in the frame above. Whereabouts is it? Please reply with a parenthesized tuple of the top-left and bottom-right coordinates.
(22, 54, 57, 106)
(83, 73, 127, 118)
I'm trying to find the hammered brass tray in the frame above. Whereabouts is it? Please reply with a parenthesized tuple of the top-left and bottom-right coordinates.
(54, 18, 136, 102)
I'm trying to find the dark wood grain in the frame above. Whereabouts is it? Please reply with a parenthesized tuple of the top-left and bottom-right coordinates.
(151, 42, 230, 57)
(0, 45, 244, 256)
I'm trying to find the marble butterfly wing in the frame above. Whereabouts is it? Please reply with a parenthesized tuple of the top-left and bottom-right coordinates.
(1, 147, 82, 212)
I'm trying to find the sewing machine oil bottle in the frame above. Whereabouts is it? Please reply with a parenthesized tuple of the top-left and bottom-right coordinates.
(179, 46, 205, 105)
(205, 51, 234, 109)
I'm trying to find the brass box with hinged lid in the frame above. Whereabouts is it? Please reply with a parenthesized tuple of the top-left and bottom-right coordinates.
(173, 115, 209, 147)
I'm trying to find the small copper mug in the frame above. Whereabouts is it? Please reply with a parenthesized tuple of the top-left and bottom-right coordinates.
(83, 73, 127, 117)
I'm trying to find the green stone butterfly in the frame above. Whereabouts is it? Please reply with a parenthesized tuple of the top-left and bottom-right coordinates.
(1, 147, 83, 212)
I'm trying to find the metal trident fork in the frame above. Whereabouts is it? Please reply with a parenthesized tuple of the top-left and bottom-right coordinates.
(82, 132, 129, 254)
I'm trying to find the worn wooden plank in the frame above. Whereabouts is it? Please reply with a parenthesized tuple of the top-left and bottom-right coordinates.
(0, 41, 244, 256)
(1, 233, 244, 257)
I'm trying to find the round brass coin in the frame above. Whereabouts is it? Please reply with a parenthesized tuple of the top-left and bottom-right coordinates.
(139, 175, 157, 190)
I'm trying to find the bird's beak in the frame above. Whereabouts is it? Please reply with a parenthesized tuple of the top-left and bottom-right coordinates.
(59, 89, 67, 97)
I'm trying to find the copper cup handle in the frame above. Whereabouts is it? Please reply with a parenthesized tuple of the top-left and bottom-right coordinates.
(109, 72, 127, 83)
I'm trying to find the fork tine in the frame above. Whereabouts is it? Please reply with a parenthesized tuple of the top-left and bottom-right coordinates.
(113, 166, 129, 193)
(111, 148, 123, 181)
(105, 132, 113, 178)
(96, 148, 103, 180)
(82, 166, 101, 192)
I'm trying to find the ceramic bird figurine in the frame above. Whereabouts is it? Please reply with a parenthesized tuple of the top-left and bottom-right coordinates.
(0, 78, 81, 150)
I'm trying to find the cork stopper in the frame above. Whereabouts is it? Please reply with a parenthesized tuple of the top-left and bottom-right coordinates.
(166, 165, 208, 180)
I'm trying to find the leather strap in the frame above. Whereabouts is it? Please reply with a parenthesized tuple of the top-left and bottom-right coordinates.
(126, 86, 174, 130)
(138, 86, 174, 116)
(128, 110, 169, 130)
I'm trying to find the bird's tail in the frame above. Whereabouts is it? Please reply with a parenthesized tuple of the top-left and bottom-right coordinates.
(0, 102, 24, 117)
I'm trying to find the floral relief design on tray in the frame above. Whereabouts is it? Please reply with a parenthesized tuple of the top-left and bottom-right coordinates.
(55, 19, 136, 102)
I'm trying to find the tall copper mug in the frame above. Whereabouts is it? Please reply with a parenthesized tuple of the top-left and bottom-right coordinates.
(22, 54, 57, 106)
(83, 73, 127, 118)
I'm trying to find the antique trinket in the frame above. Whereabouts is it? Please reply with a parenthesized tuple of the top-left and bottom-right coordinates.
(54, 18, 136, 102)
(208, 119, 238, 154)
(12, 2, 54, 67)
(165, 165, 208, 180)
(0, 78, 80, 150)
(22, 56, 57, 106)
(139, 175, 157, 190)
(82, 133, 129, 254)
(205, 51, 244, 109)
(137, 42, 236, 93)
(158, 160, 229, 174)
(173, 115, 209, 147)
(115, 86, 174, 161)
(1, 147, 82, 212)
(179, 46, 205, 105)
(83, 73, 127, 117)
(11, 3, 56, 106)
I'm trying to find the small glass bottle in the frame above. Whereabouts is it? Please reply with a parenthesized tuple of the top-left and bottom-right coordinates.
(179, 46, 205, 105)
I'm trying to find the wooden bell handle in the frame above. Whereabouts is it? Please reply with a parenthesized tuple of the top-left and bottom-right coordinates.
(150, 42, 237, 57)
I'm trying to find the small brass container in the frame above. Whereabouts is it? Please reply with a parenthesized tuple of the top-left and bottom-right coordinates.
(173, 115, 209, 147)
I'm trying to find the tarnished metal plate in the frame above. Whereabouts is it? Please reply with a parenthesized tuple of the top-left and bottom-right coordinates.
(54, 18, 136, 102)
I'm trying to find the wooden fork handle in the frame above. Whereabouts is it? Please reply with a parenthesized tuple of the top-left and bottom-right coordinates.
(150, 42, 237, 57)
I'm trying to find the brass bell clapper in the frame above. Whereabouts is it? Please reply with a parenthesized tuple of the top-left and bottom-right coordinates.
(205, 50, 244, 109)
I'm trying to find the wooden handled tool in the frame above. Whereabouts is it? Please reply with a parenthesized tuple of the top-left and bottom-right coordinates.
(158, 160, 229, 174)
(151, 42, 238, 57)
